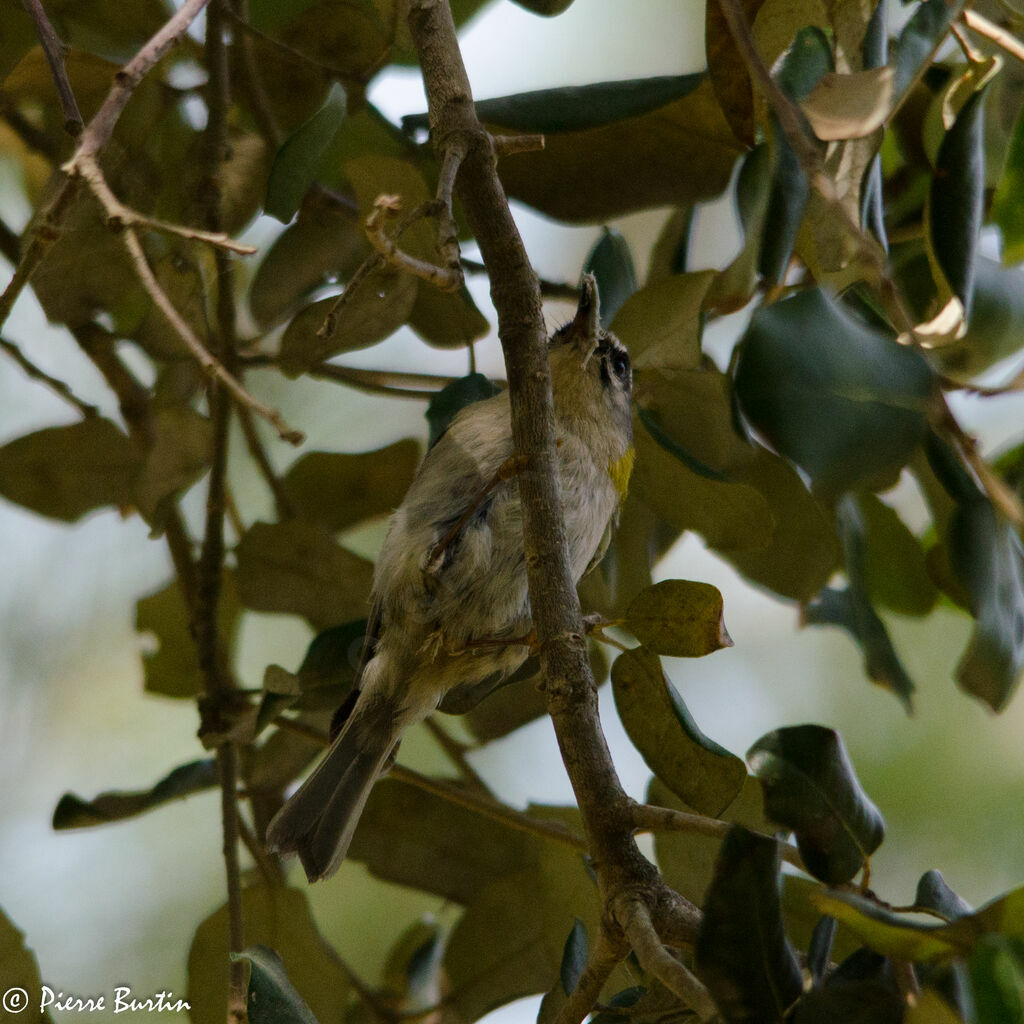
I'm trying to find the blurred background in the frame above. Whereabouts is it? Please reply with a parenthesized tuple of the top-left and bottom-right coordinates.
(1, 1, 1023, 1021)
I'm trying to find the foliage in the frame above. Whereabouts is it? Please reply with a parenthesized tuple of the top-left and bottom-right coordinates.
(1, 0, 1024, 1021)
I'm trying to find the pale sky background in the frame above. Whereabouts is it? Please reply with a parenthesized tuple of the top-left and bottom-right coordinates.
(1, 1, 1023, 1022)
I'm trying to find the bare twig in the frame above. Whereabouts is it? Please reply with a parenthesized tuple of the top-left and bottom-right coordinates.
(71, 152, 257, 254)
(20, 0, 82, 135)
(616, 897, 718, 1021)
(365, 193, 463, 292)
(422, 717, 492, 796)
(0, 334, 97, 416)
(317, 252, 385, 341)
(306, 361, 461, 398)
(0, 0, 212, 334)
(963, 9, 1024, 63)
(552, 930, 626, 1024)
(630, 802, 808, 873)
(461, 255, 580, 300)
(228, 0, 283, 147)
(236, 405, 298, 520)
(236, 809, 285, 886)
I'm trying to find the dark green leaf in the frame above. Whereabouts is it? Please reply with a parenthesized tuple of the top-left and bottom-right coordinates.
(404, 75, 705, 134)
(895, 0, 965, 100)
(294, 619, 368, 695)
(478, 79, 744, 222)
(807, 916, 837, 986)
(380, 920, 444, 1009)
(929, 84, 990, 318)
(277, 268, 418, 375)
(426, 373, 502, 447)
(52, 759, 217, 830)
(282, 440, 420, 532)
(791, 975, 905, 1024)
(759, 120, 809, 285)
(748, 725, 885, 884)
(705, 0, 764, 146)
(916, 870, 974, 922)
(249, 195, 368, 328)
(0, 418, 139, 522)
(624, 579, 732, 657)
(231, 946, 321, 1024)
(947, 499, 1024, 711)
(611, 647, 746, 816)
(560, 919, 588, 995)
(695, 827, 803, 1023)
(133, 407, 213, 531)
(776, 26, 833, 102)
(136, 574, 241, 699)
(733, 288, 934, 499)
(0, 905, 56, 1023)
(584, 228, 637, 327)
(235, 521, 374, 631)
(407, 282, 490, 350)
(804, 494, 916, 711)
(265, 83, 348, 222)
(969, 936, 1024, 1024)
(188, 887, 348, 1024)
(508, 0, 575, 14)
(993, 101, 1024, 265)
(636, 405, 731, 483)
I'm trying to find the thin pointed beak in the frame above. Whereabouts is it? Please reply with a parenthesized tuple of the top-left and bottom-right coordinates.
(568, 273, 600, 353)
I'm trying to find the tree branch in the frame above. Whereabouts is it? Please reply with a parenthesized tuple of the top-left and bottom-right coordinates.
(551, 930, 626, 1024)
(19, 0, 82, 135)
(0, 333, 97, 417)
(406, 10, 699, 1022)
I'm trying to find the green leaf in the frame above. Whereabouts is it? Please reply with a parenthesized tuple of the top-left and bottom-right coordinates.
(610, 270, 713, 370)
(188, 887, 348, 1024)
(611, 647, 746, 816)
(52, 759, 217, 830)
(235, 521, 374, 631)
(560, 919, 589, 995)
(947, 499, 1024, 711)
(249, 194, 368, 328)
(282, 440, 420, 532)
(584, 228, 637, 327)
(916, 869, 974, 922)
(809, 889, 960, 962)
(136, 574, 241, 699)
(733, 288, 934, 499)
(0, 418, 139, 523)
(895, 0, 965, 100)
(993, 100, 1024, 265)
(478, 78, 744, 222)
(748, 724, 885, 884)
(0, 905, 56, 1023)
(777, 25, 833, 101)
(970, 936, 1024, 1024)
(346, 776, 534, 904)
(803, 493, 916, 710)
(650, 775, 772, 908)
(232, 946, 321, 1024)
(133, 406, 213, 531)
(508, 0, 576, 14)
(405, 75, 705, 134)
(695, 827, 803, 1023)
(624, 579, 733, 657)
(277, 268, 418, 376)
(928, 84, 990, 318)
(905, 989, 966, 1024)
(705, 0, 764, 147)
(426, 373, 503, 447)
(407, 281, 490, 350)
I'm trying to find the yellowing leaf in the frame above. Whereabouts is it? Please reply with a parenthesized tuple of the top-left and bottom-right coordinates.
(800, 67, 895, 141)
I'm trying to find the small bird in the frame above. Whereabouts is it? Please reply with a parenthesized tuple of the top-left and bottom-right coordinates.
(266, 275, 634, 881)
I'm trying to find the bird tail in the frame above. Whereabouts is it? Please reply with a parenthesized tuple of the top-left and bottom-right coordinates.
(266, 693, 400, 882)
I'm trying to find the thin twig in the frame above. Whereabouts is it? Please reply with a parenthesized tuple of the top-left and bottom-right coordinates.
(236, 405, 298, 519)
(305, 361, 461, 398)
(365, 194, 463, 292)
(461, 255, 580, 300)
(630, 802, 808, 873)
(237, 809, 285, 886)
(0, 0, 212, 335)
(228, 0, 283, 147)
(963, 9, 1024, 63)
(552, 930, 625, 1024)
(317, 252, 385, 341)
(118, 224, 302, 442)
(492, 133, 545, 157)
(422, 717, 492, 796)
(389, 764, 588, 851)
(20, 0, 82, 134)
(433, 139, 467, 285)
(951, 20, 985, 62)
(616, 897, 718, 1021)
(0, 334, 97, 416)
(72, 152, 257, 254)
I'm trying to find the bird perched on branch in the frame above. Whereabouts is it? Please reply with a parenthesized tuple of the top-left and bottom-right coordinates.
(266, 274, 634, 881)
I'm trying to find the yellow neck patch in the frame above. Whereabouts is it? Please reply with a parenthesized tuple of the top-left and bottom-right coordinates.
(608, 445, 635, 500)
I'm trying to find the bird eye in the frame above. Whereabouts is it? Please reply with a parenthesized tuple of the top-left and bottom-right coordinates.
(611, 350, 630, 381)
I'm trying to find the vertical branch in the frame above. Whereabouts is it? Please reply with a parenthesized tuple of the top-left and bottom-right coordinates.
(196, 1, 246, 1015)
(19, 0, 82, 135)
